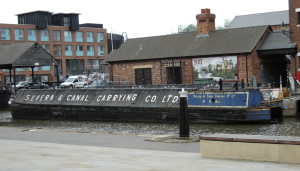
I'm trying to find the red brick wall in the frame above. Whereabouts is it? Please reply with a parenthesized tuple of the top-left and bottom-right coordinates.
(110, 51, 266, 86)
(289, 0, 300, 75)
(110, 58, 194, 85)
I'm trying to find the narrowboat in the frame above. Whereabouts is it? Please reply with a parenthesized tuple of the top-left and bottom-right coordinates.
(9, 84, 282, 123)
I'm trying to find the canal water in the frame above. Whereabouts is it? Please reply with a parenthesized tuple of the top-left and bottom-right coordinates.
(1, 110, 300, 137)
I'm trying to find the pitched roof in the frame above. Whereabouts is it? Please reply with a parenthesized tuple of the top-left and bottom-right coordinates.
(257, 32, 297, 54)
(227, 10, 289, 29)
(0, 42, 59, 69)
(106, 25, 270, 62)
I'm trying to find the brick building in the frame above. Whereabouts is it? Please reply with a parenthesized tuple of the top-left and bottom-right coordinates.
(0, 11, 108, 83)
(289, 0, 300, 77)
(106, 9, 296, 87)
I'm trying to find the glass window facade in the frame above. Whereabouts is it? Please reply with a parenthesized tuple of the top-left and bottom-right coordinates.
(14, 29, 24, 41)
(66, 59, 84, 75)
(65, 45, 73, 56)
(40, 30, 49, 41)
(88, 59, 105, 73)
(53, 45, 62, 56)
(97, 32, 104, 42)
(16, 68, 26, 71)
(64, 31, 72, 42)
(29, 67, 38, 71)
(76, 45, 84, 56)
(76, 31, 83, 42)
(86, 32, 94, 42)
(41, 44, 50, 53)
(97, 46, 105, 56)
(53, 30, 61, 41)
(87, 45, 94, 56)
(42, 66, 50, 71)
(28, 29, 36, 41)
(1, 28, 11, 40)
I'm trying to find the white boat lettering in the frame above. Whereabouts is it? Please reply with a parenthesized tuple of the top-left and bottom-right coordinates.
(96, 94, 137, 102)
(112, 95, 118, 101)
(67, 95, 88, 102)
(30, 95, 35, 101)
(172, 96, 179, 103)
(106, 95, 112, 101)
(145, 95, 157, 102)
(162, 95, 179, 103)
(25, 94, 54, 101)
(35, 95, 40, 101)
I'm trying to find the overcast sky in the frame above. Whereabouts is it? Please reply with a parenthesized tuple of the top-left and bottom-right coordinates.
(0, 0, 288, 38)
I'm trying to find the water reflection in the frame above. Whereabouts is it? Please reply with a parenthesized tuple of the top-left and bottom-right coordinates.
(1, 110, 300, 136)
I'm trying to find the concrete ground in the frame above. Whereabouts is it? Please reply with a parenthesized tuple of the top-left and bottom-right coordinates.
(0, 127, 299, 171)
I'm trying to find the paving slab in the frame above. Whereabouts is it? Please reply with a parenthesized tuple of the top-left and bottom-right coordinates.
(0, 127, 300, 170)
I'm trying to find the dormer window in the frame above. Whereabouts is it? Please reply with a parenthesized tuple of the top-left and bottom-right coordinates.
(64, 17, 70, 27)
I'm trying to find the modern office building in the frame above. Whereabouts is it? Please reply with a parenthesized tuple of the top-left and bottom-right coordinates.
(0, 11, 108, 83)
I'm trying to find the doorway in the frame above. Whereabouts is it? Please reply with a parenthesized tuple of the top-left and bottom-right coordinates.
(135, 68, 152, 85)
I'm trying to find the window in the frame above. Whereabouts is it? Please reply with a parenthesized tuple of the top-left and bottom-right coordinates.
(41, 44, 50, 53)
(53, 45, 62, 56)
(65, 45, 73, 56)
(16, 68, 26, 71)
(14, 29, 24, 41)
(1, 28, 11, 40)
(28, 29, 36, 41)
(53, 30, 61, 41)
(64, 31, 72, 42)
(87, 45, 94, 56)
(76, 45, 84, 56)
(76, 31, 83, 42)
(40, 30, 49, 41)
(97, 32, 104, 42)
(29, 67, 38, 71)
(97, 46, 105, 56)
(66, 59, 84, 75)
(86, 32, 94, 42)
(296, 8, 300, 26)
(42, 66, 50, 71)
(64, 17, 70, 27)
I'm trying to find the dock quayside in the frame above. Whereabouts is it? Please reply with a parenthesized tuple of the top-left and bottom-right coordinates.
(9, 84, 283, 123)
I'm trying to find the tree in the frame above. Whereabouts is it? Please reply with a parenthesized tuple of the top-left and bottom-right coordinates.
(216, 19, 232, 30)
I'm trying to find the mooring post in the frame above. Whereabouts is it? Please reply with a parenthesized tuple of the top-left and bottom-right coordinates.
(179, 88, 189, 137)
(296, 100, 300, 120)
(241, 79, 245, 89)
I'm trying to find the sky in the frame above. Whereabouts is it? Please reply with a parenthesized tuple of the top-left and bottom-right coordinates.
(0, 0, 289, 39)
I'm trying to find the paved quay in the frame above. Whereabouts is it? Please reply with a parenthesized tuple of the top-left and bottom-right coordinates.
(0, 127, 300, 170)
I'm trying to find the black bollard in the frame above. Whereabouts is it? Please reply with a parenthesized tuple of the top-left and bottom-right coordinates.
(297, 100, 300, 120)
(241, 79, 245, 89)
(219, 79, 223, 91)
(179, 89, 189, 137)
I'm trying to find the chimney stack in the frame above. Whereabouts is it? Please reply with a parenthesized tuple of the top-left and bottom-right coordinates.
(196, 8, 216, 35)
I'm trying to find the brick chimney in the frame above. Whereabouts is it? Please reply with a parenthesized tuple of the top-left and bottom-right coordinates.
(196, 8, 216, 35)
